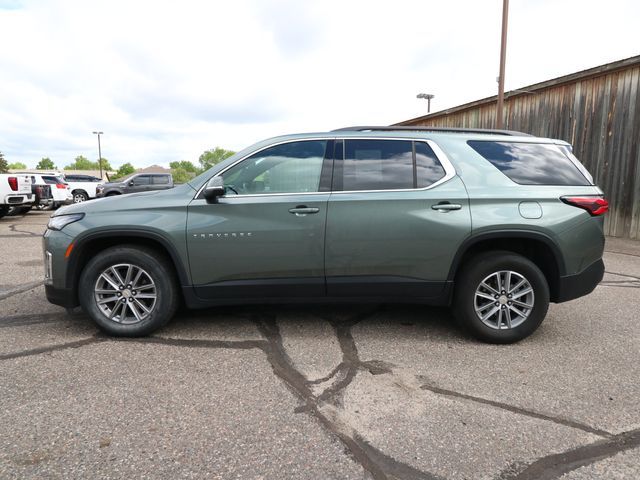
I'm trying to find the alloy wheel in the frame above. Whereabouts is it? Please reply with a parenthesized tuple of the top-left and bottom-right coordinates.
(94, 263, 157, 324)
(473, 270, 535, 330)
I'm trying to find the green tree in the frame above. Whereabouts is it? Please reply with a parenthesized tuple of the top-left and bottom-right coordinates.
(0, 152, 8, 173)
(170, 160, 200, 183)
(171, 167, 194, 184)
(110, 162, 136, 180)
(65, 156, 112, 171)
(198, 147, 235, 171)
(170, 160, 199, 173)
(8, 162, 27, 170)
(36, 157, 56, 170)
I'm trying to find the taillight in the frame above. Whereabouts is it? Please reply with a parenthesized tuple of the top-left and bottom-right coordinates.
(561, 196, 609, 216)
(55, 183, 67, 189)
(8, 177, 18, 191)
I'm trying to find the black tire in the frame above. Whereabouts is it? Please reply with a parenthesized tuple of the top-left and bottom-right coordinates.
(0, 205, 8, 219)
(106, 191, 121, 196)
(72, 191, 89, 203)
(8, 205, 32, 216)
(78, 245, 179, 336)
(453, 251, 550, 344)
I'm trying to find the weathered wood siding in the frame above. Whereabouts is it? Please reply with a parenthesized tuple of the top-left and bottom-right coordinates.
(399, 58, 640, 239)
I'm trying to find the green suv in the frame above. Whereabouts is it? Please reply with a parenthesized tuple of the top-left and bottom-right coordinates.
(43, 127, 607, 343)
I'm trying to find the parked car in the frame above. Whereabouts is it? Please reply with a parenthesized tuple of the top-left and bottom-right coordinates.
(96, 173, 174, 197)
(0, 174, 32, 218)
(17, 172, 72, 209)
(43, 127, 607, 343)
(63, 174, 104, 203)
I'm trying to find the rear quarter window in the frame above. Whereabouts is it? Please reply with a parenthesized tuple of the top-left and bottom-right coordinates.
(467, 141, 591, 186)
(152, 175, 171, 185)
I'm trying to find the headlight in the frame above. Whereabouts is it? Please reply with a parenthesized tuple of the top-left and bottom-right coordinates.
(47, 213, 85, 231)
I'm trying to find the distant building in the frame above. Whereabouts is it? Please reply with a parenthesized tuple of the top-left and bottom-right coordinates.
(396, 56, 640, 239)
(135, 165, 171, 174)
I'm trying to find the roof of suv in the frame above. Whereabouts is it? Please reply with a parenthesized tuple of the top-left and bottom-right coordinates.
(332, 126, 532, 136)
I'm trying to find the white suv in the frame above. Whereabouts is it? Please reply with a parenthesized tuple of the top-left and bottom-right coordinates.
(63, 174, 104, 203)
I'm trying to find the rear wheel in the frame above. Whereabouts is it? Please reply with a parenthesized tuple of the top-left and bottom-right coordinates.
(453, 251, 549, 343)
(0, 205, 8, 219)
(73, 191, 89, 203)
(79, 246, 179, 336)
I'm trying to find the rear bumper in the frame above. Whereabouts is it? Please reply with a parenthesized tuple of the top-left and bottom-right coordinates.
(45, 283, 78, 308)
(3, 194, 32, 205)
(555, 258, 604, 303)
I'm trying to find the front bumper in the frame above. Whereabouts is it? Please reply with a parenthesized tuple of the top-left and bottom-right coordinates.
(555, 258, 604, 303)
(45, 284, 78, 308)
(43, 228, 79, 308)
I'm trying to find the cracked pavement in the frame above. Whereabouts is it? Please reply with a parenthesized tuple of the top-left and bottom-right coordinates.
(1, 210, 639, 479)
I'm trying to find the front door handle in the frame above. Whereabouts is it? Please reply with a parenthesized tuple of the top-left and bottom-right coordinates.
(289, 206, 320, 216)
(431, 202, 462, 212)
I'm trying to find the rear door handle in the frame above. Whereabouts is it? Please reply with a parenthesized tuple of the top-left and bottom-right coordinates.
(431, 202, 462, 212)
(289, 206, 320, 216)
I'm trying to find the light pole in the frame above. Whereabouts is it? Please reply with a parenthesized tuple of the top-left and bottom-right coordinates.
(416, 93, 435, 113)
(92, 131, 104, 178)
(496, 0, 509, 129)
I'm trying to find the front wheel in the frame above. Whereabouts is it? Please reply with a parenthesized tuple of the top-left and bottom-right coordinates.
(453, 251, 550, 344)
(78, 246, 179, 336)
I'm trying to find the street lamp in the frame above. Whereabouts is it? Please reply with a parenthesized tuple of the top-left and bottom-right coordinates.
(416, 93, 435, 113)
(92, 131, 104, 179)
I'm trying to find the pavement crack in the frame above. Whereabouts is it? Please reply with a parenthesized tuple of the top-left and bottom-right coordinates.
(601, 270, 640, 288)
(8, 224, 42, 237)
(252, 309, 440, 480)
(0, 280, 43, 301)
(0, 335, 106, 361)
(420, 382, 612, 438)
(0, 312, 74, 328)
(498, 428, 640, 480)
(127, 335, 269, 351)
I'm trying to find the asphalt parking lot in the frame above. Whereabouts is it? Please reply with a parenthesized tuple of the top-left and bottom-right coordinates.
(0, 210, 638, 480)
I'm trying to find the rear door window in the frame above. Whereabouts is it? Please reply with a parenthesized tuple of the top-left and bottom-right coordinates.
(467, 141, 591, 186)
(152, 175, 170, 184)
(334, 139, 446, 191)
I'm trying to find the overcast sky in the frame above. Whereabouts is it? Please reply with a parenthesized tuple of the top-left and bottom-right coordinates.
(0, 0, 638, 169)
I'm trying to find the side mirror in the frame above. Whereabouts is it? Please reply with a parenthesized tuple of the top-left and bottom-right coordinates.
(203, 176, 225, 203)
(128, 180, 134, 186)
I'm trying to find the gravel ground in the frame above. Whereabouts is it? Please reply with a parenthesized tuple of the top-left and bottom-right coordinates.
(1, 210, 638, 479)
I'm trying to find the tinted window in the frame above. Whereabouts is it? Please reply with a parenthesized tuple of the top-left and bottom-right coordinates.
(415, 142, 446, 188)
(152, 175, 170, 184)
(222, 140, 327, 195)
(66, 175, 90, 181)
(342, 140, 413, 191)
(132, 175, 151, 186)
(42, 176, 64, 185)
(468, 141, 591, 186)
(336, 140, 447, 191)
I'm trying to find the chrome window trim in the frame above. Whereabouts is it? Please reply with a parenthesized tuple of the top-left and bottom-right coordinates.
(193, 136, 457, 200)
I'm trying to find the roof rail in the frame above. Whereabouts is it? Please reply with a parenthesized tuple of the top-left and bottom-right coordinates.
(331, 126, 531, 136)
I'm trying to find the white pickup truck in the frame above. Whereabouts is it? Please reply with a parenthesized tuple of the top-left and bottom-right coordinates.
(0, 174, 33, 219)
